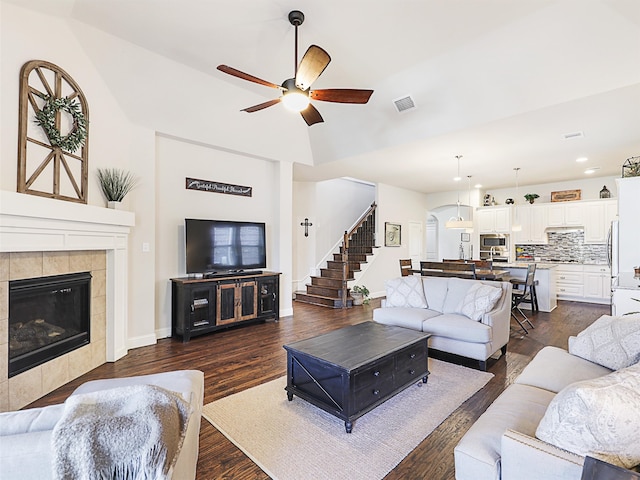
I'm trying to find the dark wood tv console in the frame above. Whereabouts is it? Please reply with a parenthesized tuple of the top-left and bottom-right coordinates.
(171, 271, 280, 342)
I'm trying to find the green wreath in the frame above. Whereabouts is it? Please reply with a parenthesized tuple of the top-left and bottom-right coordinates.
(34, 95, 87, 153)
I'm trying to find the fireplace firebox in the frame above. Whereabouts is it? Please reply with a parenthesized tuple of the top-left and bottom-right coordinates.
(9, 272, 91, 377)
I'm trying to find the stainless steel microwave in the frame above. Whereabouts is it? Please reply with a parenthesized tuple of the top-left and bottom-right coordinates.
(480, 234, 508, 248)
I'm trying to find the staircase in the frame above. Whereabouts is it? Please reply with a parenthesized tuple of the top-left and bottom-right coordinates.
(295, 203, 377, 308)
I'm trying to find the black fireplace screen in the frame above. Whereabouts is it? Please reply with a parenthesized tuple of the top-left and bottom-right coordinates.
(9, 271, 91, 377)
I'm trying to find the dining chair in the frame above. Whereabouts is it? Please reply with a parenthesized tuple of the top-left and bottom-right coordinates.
(511, 264, 536, 334)
(399, 259, 412, 276)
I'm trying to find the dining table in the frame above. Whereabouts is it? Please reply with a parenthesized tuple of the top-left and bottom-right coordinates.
(409, 268, 509, 281)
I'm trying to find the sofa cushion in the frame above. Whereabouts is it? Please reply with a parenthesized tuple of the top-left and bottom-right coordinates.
(0, 429, 54, 479)
(535, 362, 640, 469)
(384, 276, 428, 308)
(515, 346, 612, 394)
(423, 314, 492, 343)
(454, 383, 555, 480)
(442, 277, 475, 313)
(456, 283, 502, 321)
(422, 276, 449, 312)
(568, 314, 640, 370)
(373, 307, 440, 330)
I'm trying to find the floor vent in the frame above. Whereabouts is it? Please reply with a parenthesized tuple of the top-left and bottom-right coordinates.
(393, 95, 416, 113)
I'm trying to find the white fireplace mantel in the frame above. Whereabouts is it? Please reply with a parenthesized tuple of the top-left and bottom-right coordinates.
(0, 190, 135, 361)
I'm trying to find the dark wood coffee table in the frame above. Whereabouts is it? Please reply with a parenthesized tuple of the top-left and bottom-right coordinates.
(283, 321, 430, 433)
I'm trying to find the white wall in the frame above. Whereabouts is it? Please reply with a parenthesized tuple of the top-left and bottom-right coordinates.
(356, 183, 428, 297)
(1, 3, 295, 353)
(292, 178, 375, 290)
(154, 135, 292, 335)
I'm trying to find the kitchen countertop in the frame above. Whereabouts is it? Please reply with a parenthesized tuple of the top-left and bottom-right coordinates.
(614, 273, 640, 291)
(500, 262, 559, 269)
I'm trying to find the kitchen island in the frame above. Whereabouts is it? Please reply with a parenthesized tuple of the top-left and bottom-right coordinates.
(500, 262, 558, 312)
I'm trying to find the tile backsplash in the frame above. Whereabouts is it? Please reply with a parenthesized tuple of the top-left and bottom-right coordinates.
(516, 230, 607, 264)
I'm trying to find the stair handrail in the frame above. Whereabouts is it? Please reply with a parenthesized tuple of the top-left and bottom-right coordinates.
(341, 202, 377, 308)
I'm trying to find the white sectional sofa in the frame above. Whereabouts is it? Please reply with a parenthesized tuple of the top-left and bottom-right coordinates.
(0, 369, 205, 480)
(455, 314, 640, 480)
(373, 276, 512, 370)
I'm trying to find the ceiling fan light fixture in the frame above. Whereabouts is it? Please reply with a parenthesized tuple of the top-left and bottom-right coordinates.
(282, 91, 310, 112)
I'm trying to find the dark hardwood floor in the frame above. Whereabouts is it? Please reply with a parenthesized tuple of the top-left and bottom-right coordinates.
(28, 299, 610, 480)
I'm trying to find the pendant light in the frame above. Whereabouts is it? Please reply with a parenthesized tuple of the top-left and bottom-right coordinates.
(512, 167, 522, 232)
(446, 155, 474, 229)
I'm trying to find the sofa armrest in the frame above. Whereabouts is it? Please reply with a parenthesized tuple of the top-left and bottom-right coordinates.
(0, 404, 65, 436)
(501, 429, 584, 480)
(479, 282, 512, 349)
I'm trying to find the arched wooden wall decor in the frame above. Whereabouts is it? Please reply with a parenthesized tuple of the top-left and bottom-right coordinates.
(18, 60, 89, 203)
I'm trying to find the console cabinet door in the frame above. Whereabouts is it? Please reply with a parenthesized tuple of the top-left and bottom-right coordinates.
(258, 277, 279, 319)
(237, 280, 258, 321)
(217, 282, 238, 324)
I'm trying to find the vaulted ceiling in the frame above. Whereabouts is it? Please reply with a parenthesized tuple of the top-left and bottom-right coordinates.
(10, 0, 640, 193)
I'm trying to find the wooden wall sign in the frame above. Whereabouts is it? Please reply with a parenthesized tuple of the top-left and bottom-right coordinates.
(185, 177, 252, 197)
(18, 60, 89, 203)
(551, 189, 581, 202)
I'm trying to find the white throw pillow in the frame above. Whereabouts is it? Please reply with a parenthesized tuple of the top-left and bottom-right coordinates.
(456, 283, 502, 321)
(568, 314, 640, 370)
(384, 276, 428, 308)
(535, 362, 640, 469)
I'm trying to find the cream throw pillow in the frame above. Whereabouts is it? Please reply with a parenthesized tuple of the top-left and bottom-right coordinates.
(456, 283, 502, 321)
(384, 276, 428, 308)
(568, 314, 640, 370)
(535, 362, 640, 469)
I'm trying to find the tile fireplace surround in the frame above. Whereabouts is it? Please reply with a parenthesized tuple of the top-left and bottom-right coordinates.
(0, 191, 135, 411)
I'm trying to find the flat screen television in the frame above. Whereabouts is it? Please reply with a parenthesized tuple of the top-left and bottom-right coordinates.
(185, 218, 266, 274)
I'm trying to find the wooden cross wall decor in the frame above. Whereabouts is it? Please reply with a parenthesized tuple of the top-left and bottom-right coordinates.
(300, 218, 313, 237)
(17, 60, 90, 203)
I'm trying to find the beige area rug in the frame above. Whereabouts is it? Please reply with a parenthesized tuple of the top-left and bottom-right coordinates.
(202, 358, 493, 480)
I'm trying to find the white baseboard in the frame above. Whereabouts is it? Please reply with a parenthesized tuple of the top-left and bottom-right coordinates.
(127, 333, 157, 350)
(155, 327, 172, 339)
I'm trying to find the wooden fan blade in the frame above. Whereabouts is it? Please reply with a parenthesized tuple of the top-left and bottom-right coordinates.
(300, 103, 324, 126)
(217, 65, 283, 90)
(310, 89, 373, 104)
(295, 45, 331, 91)
(241, 98, 281, 113)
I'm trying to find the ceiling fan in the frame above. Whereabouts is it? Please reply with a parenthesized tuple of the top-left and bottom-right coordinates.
(217, 10, 373, 126)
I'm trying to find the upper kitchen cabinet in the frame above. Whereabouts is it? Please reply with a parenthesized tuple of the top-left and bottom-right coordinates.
(547, 202, 584, 227)
(584, 199, 617, 244)
(513, 204, 548, 244)
(477, 206, 511, 234)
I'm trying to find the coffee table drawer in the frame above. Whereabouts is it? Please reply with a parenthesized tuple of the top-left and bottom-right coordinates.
(395, 343, 428, 387)
(353, 357, 394, 391)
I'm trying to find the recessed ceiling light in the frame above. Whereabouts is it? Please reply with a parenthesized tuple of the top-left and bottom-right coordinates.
(453, 176, 461, 182)
(585, 167, 600, 174)
(474, 184, 482, 189)
(576, 157, 588, 163)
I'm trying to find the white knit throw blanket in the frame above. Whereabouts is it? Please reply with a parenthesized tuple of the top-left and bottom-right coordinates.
(52, 384, 191, 480)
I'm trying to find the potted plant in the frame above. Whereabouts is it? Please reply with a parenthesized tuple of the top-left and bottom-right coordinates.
(97, 168, 139, 209)
(524, 193, 539, 204)
(351, 285, 370, 305)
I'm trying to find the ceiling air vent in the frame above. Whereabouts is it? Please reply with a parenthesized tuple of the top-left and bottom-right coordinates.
(563, 131, 584, 139)
(393, 95, 416, 113)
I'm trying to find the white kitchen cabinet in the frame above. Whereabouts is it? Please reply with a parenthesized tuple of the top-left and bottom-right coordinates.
(583, 265, 611, 301)
(547, 202, 584, 227)
(584, 199, 617, 244)
(513, 205, 547, 244)
(556, 264, 611, 304)
(476, 207, 511, 234)
(556, 264, 584, 299)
